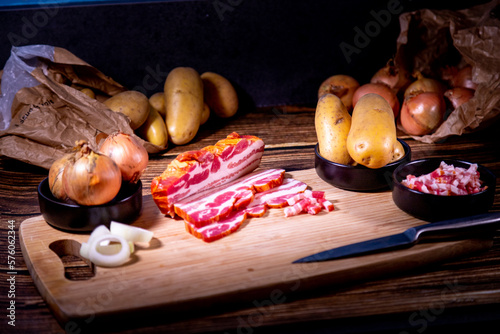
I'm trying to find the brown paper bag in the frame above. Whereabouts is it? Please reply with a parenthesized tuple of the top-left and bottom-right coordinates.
(0, 45, 163, 169)
(394, 0, 500, 143)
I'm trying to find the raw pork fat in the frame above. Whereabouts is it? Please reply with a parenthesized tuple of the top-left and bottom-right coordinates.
(151, 133, 265, 217)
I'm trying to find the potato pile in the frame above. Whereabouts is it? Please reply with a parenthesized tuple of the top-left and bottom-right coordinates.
(74, 67, 239, 148)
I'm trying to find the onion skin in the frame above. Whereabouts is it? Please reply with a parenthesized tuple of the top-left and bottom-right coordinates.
(48, 153, 75, 200)
(99, 132, 149, 183)
(352, 83, 400, 118)
(404, 72, 445, 99)
(318, 74, 360, 111)
(453, 66, 478, 90)
(400, 92, 446, 136)
(444, 87, 475, 109)
(370, 59, 411, 94)
(48, 140, 87, 201)
(63, 145, 122, 206)
(443, 65, 478, 90)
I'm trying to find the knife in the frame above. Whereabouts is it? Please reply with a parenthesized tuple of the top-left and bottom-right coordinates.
(293, 212, 500, 263)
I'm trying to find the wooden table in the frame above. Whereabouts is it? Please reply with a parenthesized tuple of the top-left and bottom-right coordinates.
(1, 105, 500, 333)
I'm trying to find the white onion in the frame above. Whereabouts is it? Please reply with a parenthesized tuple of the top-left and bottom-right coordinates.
(80, 225, 111, 259)
(80, 223, 153, 267)
(96, 241, 134, 255)
(110, 221, 154, 243)
(79, 242, 91, 259)
(88, 234, 131, 267)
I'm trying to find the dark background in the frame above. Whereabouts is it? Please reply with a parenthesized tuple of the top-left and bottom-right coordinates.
(0, 0, 490, 108)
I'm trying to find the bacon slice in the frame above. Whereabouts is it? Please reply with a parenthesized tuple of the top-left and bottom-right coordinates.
(151, 133, 265, 217)
(174, 169, 286, 228)
(248, 178, 308, 208)
(184, 175, 308, 242)
(185, 208, 247, 242)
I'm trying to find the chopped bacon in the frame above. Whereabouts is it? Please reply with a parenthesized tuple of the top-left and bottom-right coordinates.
(283, 190, 335, 218)
(320, 199, 335, 212)
(307, 204, 322, 215)
(284, 205, 300, 218)
(402, 161, 487, 196)
(286, 193, 305, 206)
(151, 133, 265, 217)
(304, 190, 325, 199)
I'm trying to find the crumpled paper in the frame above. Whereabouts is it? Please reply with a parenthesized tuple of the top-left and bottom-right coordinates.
(0, 45, 163, 169)
(394, 0, 500, 143)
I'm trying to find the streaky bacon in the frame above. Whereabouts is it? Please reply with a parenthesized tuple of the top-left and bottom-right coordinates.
(184, 175, 308, 242)
(248, 178, 308, 209)
(151, 132, 265, 217)
(174, 169, 286, 228)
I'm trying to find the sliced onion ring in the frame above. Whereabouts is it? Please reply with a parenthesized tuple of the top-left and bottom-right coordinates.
(110, 221, 154, 243)
(88, 234, 131, 267)
(88, 225, 111, 242)
(96, 241, 135, 255)
(79, 242, 91, 259)
(80, 225, 111, 259)
(80, 223, 153, 267)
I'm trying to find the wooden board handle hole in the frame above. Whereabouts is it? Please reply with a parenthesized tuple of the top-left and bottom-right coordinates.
(49, 239, 95, 281)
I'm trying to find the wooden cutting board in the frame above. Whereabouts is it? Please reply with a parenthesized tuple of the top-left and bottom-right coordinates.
(20, 168, 493, 331)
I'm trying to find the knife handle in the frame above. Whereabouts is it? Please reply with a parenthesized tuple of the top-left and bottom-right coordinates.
(414, 211, 500, 240)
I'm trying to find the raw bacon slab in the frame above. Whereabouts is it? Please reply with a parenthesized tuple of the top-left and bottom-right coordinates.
(174, 169, 286, 228)
(184, 176, 308, 242)
(151, 133, 265, 217)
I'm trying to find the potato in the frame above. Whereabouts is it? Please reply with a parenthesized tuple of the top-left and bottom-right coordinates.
(318, 74, 360, 111)
(200, 102, 210, 125)
(315, 94, 353, 165)
(104, 90, 149, 129)
(164, 67, 204, 145)
(201, 72, 238, 118)
(136, 107, 169, 147)
(149, 92, 165, 118)
(390, 140, 405, 163)
(346, 93, 397, 169)
(80, 88, 95, 99)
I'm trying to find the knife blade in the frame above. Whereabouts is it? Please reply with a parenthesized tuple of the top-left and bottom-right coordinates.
(293, 212, 500, 263)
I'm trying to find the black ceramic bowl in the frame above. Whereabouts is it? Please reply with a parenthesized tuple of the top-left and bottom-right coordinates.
(392, 158, 496, 222)
(315, 138, 411, 192)
(38, 178, 143, 233)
